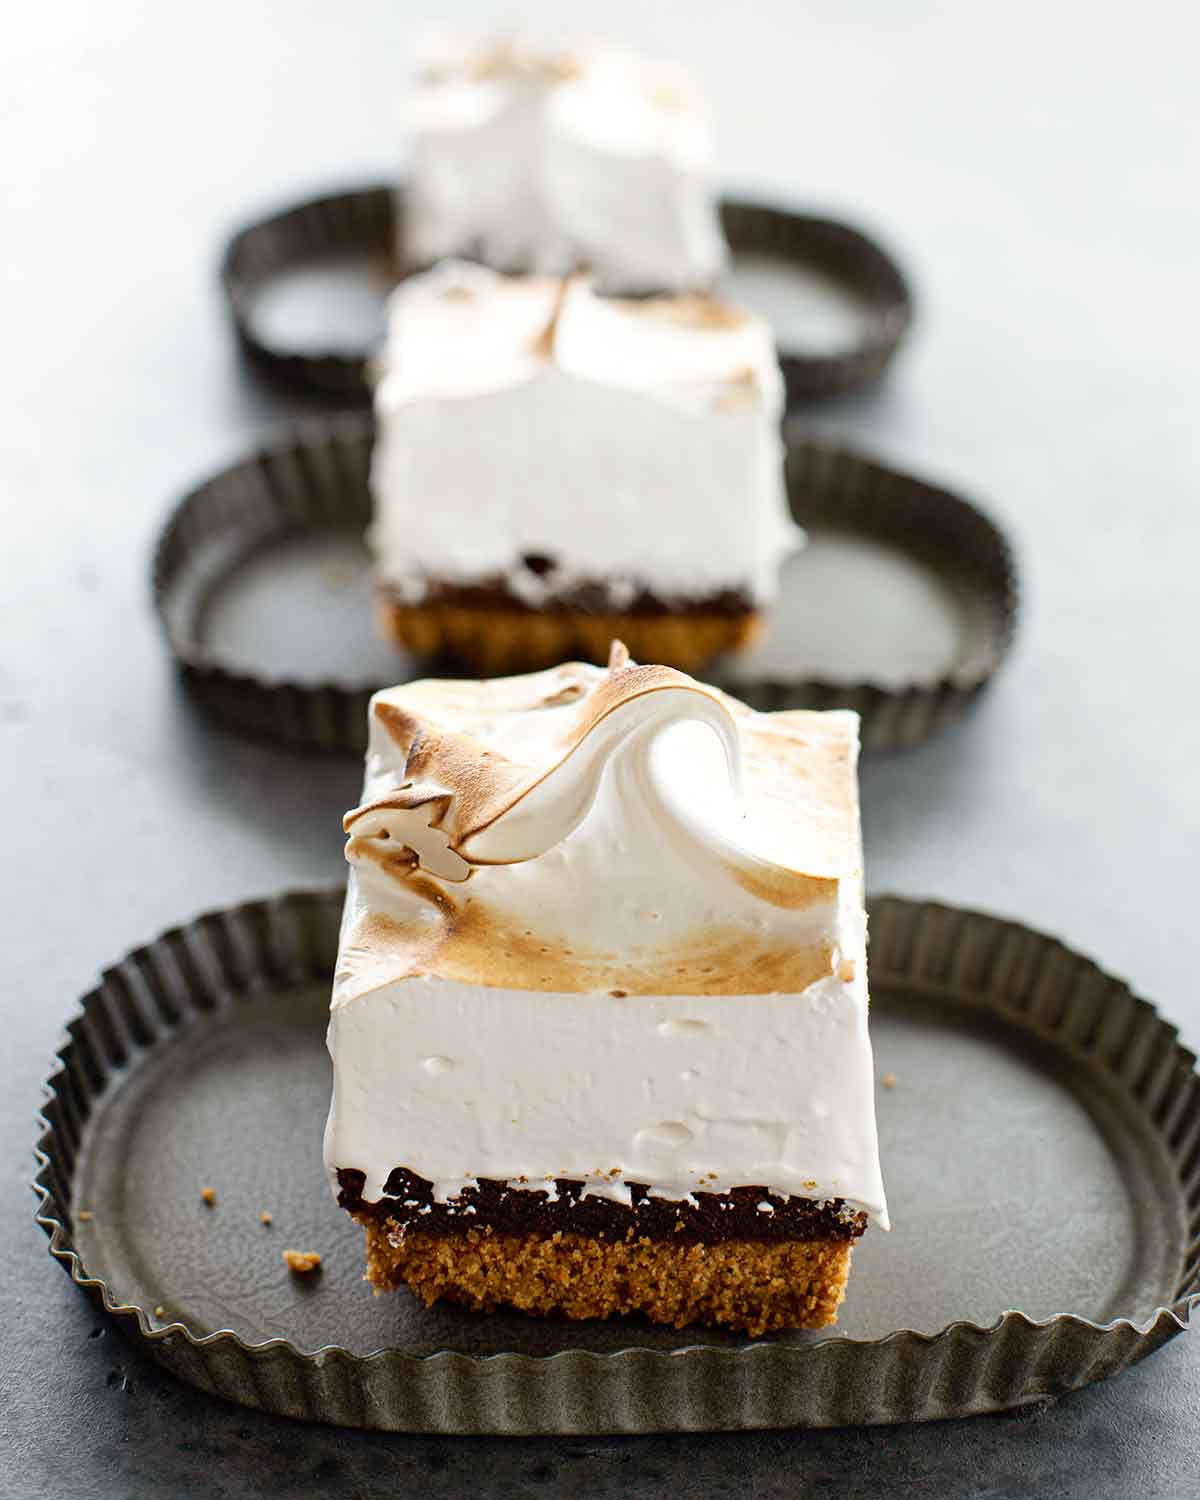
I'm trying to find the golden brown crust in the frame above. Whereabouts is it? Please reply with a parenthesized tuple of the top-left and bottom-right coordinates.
(357, 1219, 852, 1335)
(376, 599, 764, 679)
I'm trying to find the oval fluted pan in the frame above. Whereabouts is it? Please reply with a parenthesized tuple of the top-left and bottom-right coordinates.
(36, 890, 1198, 1433)
(220, 184, 913, 406)
(152, 415, 1016, 754)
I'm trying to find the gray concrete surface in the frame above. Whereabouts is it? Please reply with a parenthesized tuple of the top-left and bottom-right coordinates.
(3, 3, 1198, 1495)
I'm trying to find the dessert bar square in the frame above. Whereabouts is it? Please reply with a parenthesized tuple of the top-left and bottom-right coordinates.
(370, 263, 800, 675)
(325, 645, 887, 1334)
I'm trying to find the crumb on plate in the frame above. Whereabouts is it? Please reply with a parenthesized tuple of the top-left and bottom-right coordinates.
(283, 1249, 322, 1275)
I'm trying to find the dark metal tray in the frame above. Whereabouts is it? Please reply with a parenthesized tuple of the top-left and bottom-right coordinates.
(220, 185, 914, 405)
(152, 416, 1016, 753)
(36, 890, 1199, 1433)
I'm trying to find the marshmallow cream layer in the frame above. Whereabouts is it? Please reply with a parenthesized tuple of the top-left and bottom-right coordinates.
(405, 40, 726, 291)
(325, 656, 888, 1226)
(371, 261, 800, 609)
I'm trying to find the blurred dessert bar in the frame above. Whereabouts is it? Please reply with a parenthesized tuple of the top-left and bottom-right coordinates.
(369, 261, 800, 674)
(403, 38, 726, 292)
(325, 645, 888, 1334)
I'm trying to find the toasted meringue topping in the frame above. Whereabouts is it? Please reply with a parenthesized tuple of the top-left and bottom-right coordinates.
(338, 651, 860, 1002)
(405, 38, 725, 291)
(375, 263, 776, 404)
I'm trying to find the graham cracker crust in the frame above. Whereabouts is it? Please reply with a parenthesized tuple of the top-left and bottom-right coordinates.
(359, 1219, 852, 1335)
(376, 599, 764, 676)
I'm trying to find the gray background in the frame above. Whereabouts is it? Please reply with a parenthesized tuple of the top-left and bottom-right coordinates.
(3, 1, 1198, 1495)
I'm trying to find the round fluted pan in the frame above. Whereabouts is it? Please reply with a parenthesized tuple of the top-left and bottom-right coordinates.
(220, 184, 913, 405)
(719, 199, 913, 400)
(151, 414, 1017, 754)
(36, 890, 1200, 1433)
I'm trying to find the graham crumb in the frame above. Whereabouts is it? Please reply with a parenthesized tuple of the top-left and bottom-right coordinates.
(200, 1186, 216, 1206)
(358, 1223, 850, 1334)
(881, 1073, 897, 1089)
(283, 1249, 322, 1275)
(260, 1211, 273, 1226)
(77, 1210, 95, 1222)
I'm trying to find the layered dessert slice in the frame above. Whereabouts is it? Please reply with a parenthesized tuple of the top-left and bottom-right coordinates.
(370, 261, 800, 675)
(404, 39, 726, 293)
(325, 644, 887, 1335)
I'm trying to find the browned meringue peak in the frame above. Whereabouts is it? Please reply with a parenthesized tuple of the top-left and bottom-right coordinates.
(621, 292, 750, 333)
(418, 37, 583, 87)
(529, 274, 572, 359)
(344, 653, 732, 865)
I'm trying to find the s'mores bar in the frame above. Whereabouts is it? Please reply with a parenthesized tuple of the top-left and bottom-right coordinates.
(370, 262, 800, 675)
(405, 39, 726, 292)
(325, 645, 887, 1335)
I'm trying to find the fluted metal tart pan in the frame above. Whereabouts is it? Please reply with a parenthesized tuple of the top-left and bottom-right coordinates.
(220, 184, 913, 404)
(35, 889, 1200, 1433)
(152, 415, 1016, 753)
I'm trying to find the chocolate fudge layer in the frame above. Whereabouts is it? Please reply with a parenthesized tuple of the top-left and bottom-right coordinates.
(337, 1168, 866, 1246)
